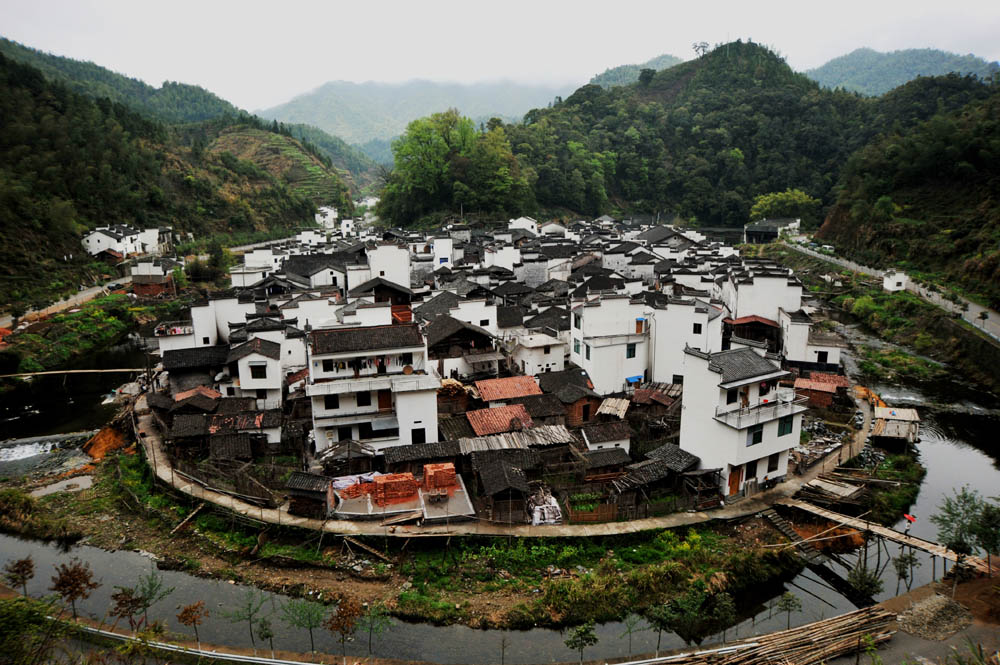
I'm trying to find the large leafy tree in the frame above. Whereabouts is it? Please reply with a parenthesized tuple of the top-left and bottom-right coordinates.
(377, 109, 532, 225)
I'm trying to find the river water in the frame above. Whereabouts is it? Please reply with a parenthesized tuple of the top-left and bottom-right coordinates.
(0, 336, 148, 441)
(2, 343, 999, 661)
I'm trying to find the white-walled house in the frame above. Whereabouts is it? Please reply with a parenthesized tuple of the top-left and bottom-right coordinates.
(679, 342, 808, 497)
(366, 242, 410, 288)
(580, 421, 631, 453)
(223, 338, 283, 409)
(306, 323, 441, 453)
(508, 216, 539, 235)
(778, 308, 844, 369)
(315, 206, 338, 228)
(569, 295, 649, 395)
(718, 262, 803, 324)
(646, 297, 724, 384)
(81, 225, 143, 257)
(511, 333, 566, 376)
(883, 270, 909, 293)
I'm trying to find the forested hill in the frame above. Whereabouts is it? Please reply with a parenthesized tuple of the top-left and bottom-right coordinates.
(496, 41, 995, 226)
(589, 53, 684, 89)
(805, 48, 999, 96)
(0, 53, 352, 312)
(0, 37, 239, 122)
(818, 90, 1000, 307)
(0, 37, 378, 188)
(257, 79, 575, 147)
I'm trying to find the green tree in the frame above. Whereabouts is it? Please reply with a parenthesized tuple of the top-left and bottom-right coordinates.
(639, 68, 656, 86)
(0, 596, 71, 665)
(2, 557, 34, 597)
(645, 603, 672, 656)
(222, 589, 266, 655)
(972, 500, 1000, 575)
(357, 601, 393, 658)
(618, 613, 645, 655)
(848, 562, 884, 598)
(931, 485, 984, 554)
(280, 598, 326, 653)
(892, 551, 921, 594)
(135, 567, 174, 627)
(749, 189, 822, 227)
(775, 592, 802, 630)
(713, 592, 737, 642)
(564, 620, 599, 664)
(257, 616, 276, 659)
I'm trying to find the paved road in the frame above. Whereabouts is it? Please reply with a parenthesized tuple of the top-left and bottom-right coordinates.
(785, 243, 1000, 342)
(0, 276, 133, 329)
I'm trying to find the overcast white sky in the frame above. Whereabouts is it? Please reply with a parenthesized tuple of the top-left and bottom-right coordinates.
(4, 0, 999, 110)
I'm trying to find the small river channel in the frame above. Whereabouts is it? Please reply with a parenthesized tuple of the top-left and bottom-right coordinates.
(3, 335, 999, 662)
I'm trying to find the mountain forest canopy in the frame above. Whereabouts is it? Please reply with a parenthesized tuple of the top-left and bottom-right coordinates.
(376, 41, 996, 231)
(806, 47, 1000, 97)
(589, 53, 685, 89)
(0, 52, 353, 311)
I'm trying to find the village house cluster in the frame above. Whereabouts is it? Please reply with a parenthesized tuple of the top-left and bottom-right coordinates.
(140, 214, 851, 526)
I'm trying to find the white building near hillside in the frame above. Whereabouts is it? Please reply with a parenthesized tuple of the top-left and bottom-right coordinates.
(679, 341, 808, 498)
(569, 295, 649, 395)
(306, 323, 440, 453)
(645, 297, 724, 384)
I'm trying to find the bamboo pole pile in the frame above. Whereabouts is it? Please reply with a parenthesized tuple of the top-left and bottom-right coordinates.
(716, 607, 895, 665)
(657, 607, 896, 665)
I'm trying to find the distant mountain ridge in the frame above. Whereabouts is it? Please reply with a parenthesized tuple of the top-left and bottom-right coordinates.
(589, 53, 684, 89)
(257, 79, 576, 148)
(805, 47, 999, 96)
(0, 36, 378, 187)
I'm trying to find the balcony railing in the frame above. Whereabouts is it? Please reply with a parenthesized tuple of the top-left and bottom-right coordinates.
(714, 395, 808, 429)
(154, 321, 194, 336)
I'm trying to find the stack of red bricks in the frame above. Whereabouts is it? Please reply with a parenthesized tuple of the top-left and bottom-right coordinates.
(423, 463, 457, 490)
(371, 473, 419, 506)
(339, 482, 370, 499)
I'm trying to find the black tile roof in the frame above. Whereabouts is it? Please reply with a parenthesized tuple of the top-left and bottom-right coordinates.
(583, 447, 631, 469)
(383, 440, 461, 465)
(469, 448, 542, 472)
(645, 443, 700, 473)
(478, 460, 530, 496)
(523, 306, 570, 332)
(538, 368, 600, 404)
(509, 394, 566, 418)
(168, 414, 208, 438)
(208, 434, 254, 460)
(414, 292, 461, 321)
(348, 276, 414, 297)
(227, 337, 281, 363)
(424, 316, 493, 348)
(310, 324, 423, 355)
(286, 471, 331, 493)
(216, 397, 258, 414)
(493, 281, 534, 297)
(497, 306, 526, 328)
(705, 347, 782, 383)
(162, 346, 229, 371)
(582, 421, 631, 444)
(438, 416, 476, 441)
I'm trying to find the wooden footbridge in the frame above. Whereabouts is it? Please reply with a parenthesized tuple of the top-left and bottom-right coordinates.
(776, 498, 992, 575)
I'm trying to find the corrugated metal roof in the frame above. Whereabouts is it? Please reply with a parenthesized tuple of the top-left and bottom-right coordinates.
(457, 424, 574, 454)
(597, 398, 630, 419)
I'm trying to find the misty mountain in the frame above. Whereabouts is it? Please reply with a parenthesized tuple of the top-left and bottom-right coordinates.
(589, 53, 685, 89)
(805, 47, 999, 96)
(257, 79, 576, 148)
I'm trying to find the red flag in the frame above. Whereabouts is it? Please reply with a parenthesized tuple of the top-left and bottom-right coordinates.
(903, 514, 916, 523)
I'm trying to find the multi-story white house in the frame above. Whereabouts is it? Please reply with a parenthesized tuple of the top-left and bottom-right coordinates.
(569, 295, 649, 394)
(511, 333, 566, 376)
(81, 225, 144, 257)
(645, 296, 725, 384)
(306, 323, 441, 453)
(223, 338, 284, 409)
(679, 341, 808, 498)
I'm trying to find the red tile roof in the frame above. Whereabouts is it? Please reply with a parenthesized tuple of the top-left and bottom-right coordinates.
(808, 372, 851, 387)
(794, 378, 838, 393)
(475, 376, 542, 402)
(466, 405, 535, 436)
(723, 315, 779, 327)
(173, 385, 222, 401)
